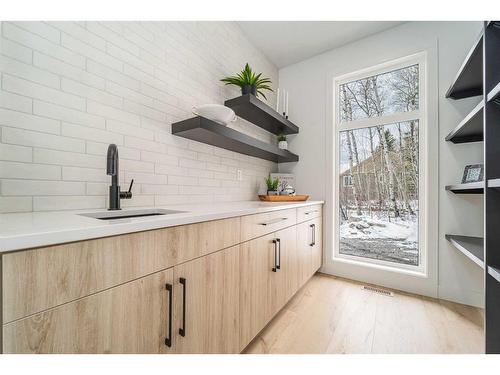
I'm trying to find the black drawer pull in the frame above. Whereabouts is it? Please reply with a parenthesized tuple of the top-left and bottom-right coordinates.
(310, 224, 316, 246)
(272, 239, 281, 272)
(179, 277, 186, 337)
(164, 283, 173, 347)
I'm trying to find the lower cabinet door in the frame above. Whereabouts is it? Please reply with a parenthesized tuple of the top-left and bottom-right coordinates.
(276, 225, 299, 302)
(297, 220, 314, 285)
(310, 217, 323, 275)
(3, 268, 175, 354)
(173, 245, 240, 354)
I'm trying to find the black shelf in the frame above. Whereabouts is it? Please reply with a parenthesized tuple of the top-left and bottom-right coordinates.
(487, 81, 500, 104)
(445, 181, 484, 194)
(445, 32, 483, 99)
(445, 101, 484, 143)
(171, 116, 299, 163)
(224, 94, 299, 135)
(488, 266, 500, 283)
(445, 234, 484, 268)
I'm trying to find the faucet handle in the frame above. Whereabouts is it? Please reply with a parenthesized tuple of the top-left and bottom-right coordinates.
(120, 179, 134, 199)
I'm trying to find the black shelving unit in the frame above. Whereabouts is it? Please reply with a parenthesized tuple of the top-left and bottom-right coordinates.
(484, 21, 500, 353)
(445, 32, 483, 99)
(445, 182, 484, 194)
(171, 116, 299, 163)
(445, 234, 484, 268)
(445, 101, 484, 143)
(224, 94, 299, 135)
(446, 22, 500, 353)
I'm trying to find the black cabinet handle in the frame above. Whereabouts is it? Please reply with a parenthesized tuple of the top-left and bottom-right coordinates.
(310, 224, 316, 246)
(179, 277, 186, 337)
(164, 283, 173, 347)
(277, 238, 281, 270)
(272, 239, 281, 272)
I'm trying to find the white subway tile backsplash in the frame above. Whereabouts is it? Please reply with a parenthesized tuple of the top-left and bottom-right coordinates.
(0, 143, 32, 162)
(0, 90, 32, 113)
(61, 122, 124, 145)
(34, 195, 105, 211)
(0, 54, 59, 88)
(0, 196, 32, 212)
(0, 108, 60, 134)
(33, 100, 105, 129)
(3, 22, 85, 68)
(0, 21, 277, 212)
(2, 127, 85, 152)
(2, 179, 85, 196)
(0, 161, 61, 180)
(3, 74, 86, 110)
(0, 37, 33, 63)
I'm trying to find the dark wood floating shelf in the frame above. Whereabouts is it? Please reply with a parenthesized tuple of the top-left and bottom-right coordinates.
(487, 81, 500, 104)
(488, 266, 500, 283)
(445, 181, 484, 194)
(171, 116, 299, 163)
(225, 94, 299, 135)
(445, 32, 483, 99)
(445, 234, 484, 268)
(445, 101, 483, 143)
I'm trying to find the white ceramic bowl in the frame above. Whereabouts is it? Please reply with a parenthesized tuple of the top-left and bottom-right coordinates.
(192, 104, 237, 125)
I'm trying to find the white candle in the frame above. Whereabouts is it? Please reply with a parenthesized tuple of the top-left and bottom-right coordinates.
(276, 88, 280, 112)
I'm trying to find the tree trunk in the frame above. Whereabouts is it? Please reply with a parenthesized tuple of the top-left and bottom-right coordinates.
(346, 130, 362, 216)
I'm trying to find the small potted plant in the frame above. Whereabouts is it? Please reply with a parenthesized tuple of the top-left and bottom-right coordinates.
(277, 134, 288, 150)
(265, 175, 280, 196)
(221, 63, 273, 99)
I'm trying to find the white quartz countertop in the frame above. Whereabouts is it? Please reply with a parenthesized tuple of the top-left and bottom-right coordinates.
(0, 200, 324, 253)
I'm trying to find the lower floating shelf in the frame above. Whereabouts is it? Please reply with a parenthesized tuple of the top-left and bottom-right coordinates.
(488, 266, 500, 283)
(445, 181, 484, 194)
(445, 234, 484, 268)
(171, 116, 299, 163)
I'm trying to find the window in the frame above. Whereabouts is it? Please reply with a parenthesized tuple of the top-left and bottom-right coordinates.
(335, 55, 424, 270)
(343, 175, 353, 187)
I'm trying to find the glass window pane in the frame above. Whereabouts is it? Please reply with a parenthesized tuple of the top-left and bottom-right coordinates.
(339, 64, 419, 123)
(339, 121, 419, 266)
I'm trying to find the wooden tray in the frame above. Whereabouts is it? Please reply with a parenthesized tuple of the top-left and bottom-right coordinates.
(258, 195, 309, 202)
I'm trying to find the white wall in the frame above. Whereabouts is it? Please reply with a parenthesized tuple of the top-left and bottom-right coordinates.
(0, 21, 278, 213)
(279, 21, 484, 307)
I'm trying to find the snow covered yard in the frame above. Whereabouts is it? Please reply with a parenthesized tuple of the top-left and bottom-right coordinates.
(339, 213, 418, 266)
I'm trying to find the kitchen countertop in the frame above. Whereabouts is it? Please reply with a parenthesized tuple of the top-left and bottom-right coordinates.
(0, 200, 324, 253)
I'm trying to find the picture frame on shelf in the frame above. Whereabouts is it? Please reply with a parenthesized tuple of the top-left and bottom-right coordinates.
(461, 164, 484, 184)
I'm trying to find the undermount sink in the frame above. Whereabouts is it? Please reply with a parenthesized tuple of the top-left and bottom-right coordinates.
(79, 208, 185, 220)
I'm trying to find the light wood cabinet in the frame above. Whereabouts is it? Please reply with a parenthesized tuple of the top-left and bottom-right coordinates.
(1, 204, 323, 354)
(2, 216, 240, 323)
(3, 268, 175, 354)
(173, 245, 240, 354)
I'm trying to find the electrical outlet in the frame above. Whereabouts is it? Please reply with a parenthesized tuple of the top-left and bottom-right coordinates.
(237, 169, 243, 181)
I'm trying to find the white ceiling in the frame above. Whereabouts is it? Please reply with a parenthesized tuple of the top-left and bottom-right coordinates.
(237, 21, 405, 68)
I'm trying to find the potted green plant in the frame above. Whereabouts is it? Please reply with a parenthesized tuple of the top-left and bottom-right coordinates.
(265, 175, 280, 196)
(221, 63, 273, 99)
(277, 134, 288, 150)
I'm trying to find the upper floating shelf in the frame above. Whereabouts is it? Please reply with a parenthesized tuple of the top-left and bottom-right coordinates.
(445, 101, 484, 143)
(445, 181, 484, 194)
(171, 116, 299, 163)
(224, 94, 299, 135)
(445, 234, 484, 268)
(445, 32, 483, 99)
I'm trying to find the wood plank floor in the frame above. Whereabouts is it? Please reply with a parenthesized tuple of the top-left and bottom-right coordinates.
(243, 273, 484, 354)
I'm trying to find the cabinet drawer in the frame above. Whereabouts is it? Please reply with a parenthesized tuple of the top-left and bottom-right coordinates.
(3, 268, 174, 354)
(240, 208, 296, 242)
(2, 217, 240, 323)
(297, 204, 322, 223)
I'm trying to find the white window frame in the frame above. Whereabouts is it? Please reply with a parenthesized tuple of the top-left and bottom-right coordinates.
(333, 52, 427, 275)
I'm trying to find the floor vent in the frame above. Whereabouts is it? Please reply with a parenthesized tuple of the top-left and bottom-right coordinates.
(362, 285, 394, 297)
